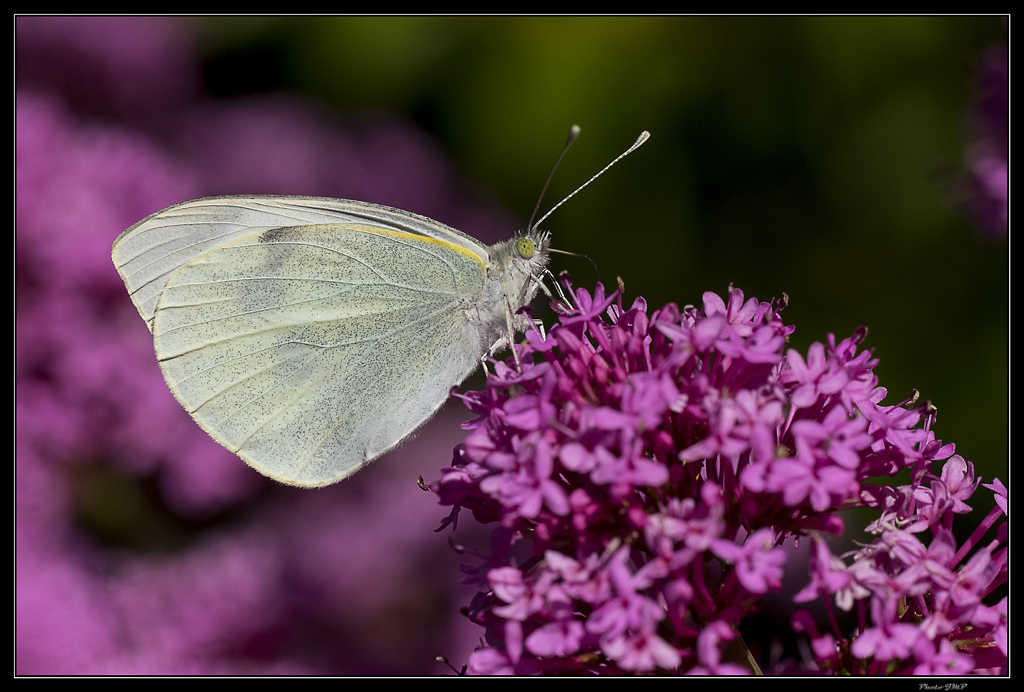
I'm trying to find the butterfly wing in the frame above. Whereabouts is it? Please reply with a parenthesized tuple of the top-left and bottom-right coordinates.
(112, 196, 488, 332)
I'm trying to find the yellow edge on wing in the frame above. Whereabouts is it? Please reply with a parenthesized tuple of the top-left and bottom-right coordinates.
(340, 225, 487, 270)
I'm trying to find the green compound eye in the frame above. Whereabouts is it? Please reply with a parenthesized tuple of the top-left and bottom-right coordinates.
(515, 237, 536, 259)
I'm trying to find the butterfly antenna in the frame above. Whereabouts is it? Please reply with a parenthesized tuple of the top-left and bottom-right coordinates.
(528, 124, 582, 232)
(533, 130, 650, 230)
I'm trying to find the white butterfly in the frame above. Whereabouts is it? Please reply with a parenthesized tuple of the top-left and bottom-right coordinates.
(113, 196, 549, 487)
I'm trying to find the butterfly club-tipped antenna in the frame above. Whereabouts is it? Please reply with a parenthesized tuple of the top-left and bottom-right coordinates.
(532, 128, 651, 310)
(527, 124, 582, 232)
(533, 128, 650, 232)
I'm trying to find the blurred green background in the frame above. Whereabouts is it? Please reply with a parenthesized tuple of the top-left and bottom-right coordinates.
(192, 16, 1007, 492)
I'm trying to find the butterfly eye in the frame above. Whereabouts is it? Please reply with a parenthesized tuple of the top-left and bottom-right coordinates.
(515, 237, 535, 260)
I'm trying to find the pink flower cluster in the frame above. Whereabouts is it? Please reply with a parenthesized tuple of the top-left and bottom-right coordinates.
(432, 282, 1007, 675)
